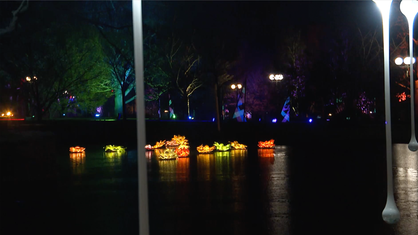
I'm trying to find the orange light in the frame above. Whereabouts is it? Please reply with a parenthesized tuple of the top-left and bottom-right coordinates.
(175, 145, 190, 157)
(197, 144, 216, 153)
(152, 140, 166, 149)
(69, 146, 85, 152)
(258, 139, 275, 148)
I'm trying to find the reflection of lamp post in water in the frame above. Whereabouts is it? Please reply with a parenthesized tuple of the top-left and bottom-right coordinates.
(373, 0, 400, 225)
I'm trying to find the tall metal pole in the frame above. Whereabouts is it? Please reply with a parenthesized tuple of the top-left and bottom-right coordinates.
(373, 0, 401, 224)
(400, 0, 418, 151)
(132, 1, 150, 234)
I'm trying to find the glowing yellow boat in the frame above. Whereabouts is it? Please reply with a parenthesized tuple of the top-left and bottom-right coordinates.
(104, 145, 127, 153)
(230, 141, 247, 150)
(197, 145, 216, 153)
(159, 148, 178, 160)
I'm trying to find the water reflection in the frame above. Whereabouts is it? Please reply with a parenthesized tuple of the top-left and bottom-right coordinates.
(214, 151, 231, 178)
(69, 152, 85, 175)
(258, 148, 275, 165)
(145, 150, 152, 164)
(103, 151, 124, 165)
(230, 150, 247, 175)
(176, 158, 190, 181)
(197, 153, 214, 181)
(258, 146, 291, 234)
(158, 159, 177, 182)
(393, 143, 418, 233)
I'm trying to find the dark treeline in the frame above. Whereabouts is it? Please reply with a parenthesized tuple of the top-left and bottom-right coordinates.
(0, 0, 413, 126)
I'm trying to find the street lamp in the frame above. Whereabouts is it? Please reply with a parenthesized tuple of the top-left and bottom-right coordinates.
(400, 0, 418, 152)
(269, 74, 283, 81)
(231, 83, 242, 114)
(373, 0, 400, 225)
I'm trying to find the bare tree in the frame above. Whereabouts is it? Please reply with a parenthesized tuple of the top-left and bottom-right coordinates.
(0, 0, 29, 36)
(167, 36, 203, 119)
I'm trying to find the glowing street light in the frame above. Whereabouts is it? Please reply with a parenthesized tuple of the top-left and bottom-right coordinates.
(403, 56, 416, 65)
(400, 0, 418, 152)
(269, 74, 283, 81)
(373, 0, 400, 225)
(394, 57, 403, 65)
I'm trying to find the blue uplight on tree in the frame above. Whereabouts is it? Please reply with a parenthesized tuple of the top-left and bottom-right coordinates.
(308, 118, 312, 123)
(272, 118, 277, 123)
(95, 113, 100, 117)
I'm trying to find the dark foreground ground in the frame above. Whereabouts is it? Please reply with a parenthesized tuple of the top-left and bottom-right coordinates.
(0, 119, 416, 235)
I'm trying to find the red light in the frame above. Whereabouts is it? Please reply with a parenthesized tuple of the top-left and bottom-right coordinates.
(111, 90, 114, 93)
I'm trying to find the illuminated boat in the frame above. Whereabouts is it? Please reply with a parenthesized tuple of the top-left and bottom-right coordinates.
(145, 144, 153, 150)
(159, 148, 178, 160)
(152, 140, 166, 149)
(230, 141, 247, 150)
(104, 145, 126, 152)
(165, 140, 179, 147)
(175, 144, 190, 157)
(69, 146, 85, 153)
(197, 145, 216, 153)
(166, 135, 189, 147)
(258, 139, 275, 149)
(214, 142, 230, 151)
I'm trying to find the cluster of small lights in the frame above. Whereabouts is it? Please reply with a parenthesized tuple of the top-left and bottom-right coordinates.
(356, 92, 374, 114)
(396, 92, 408, 102)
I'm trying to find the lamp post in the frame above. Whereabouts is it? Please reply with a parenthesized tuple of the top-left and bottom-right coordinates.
(394, 56, 418, 151)
(269, 73, 283, 82)
(25, 76, 38, 118)
(231, 83, 244, 121)
(132, 1, 150, 235)
(269, 74, 285, 121)
(373, 0, 400, 225)
(400, 0, 418, 152)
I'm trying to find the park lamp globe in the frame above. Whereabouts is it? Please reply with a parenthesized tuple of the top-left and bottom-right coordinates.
(394, 57, 403, 65)
(400, 0, 418, 152)
(373, 0, 401, 225)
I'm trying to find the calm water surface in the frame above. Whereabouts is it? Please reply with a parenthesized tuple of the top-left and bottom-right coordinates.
(1, 143, 418, 235)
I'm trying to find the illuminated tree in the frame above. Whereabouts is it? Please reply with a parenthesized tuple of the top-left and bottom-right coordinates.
(165, 36, 204, 119)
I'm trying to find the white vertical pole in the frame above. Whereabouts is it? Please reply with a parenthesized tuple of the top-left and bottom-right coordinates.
(132, 0, 150, 234)
(400, 0, 418, 151)
(373, 0, 400, 224)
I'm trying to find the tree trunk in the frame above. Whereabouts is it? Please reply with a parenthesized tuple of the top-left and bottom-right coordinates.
(214, 84, 221, 132)
(158, 97, 161, 119)
(122, 85, 127, 121)
(187, 96, 190, 118)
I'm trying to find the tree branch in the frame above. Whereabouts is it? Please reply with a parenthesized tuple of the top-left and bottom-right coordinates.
(0, 0, 29, 36)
